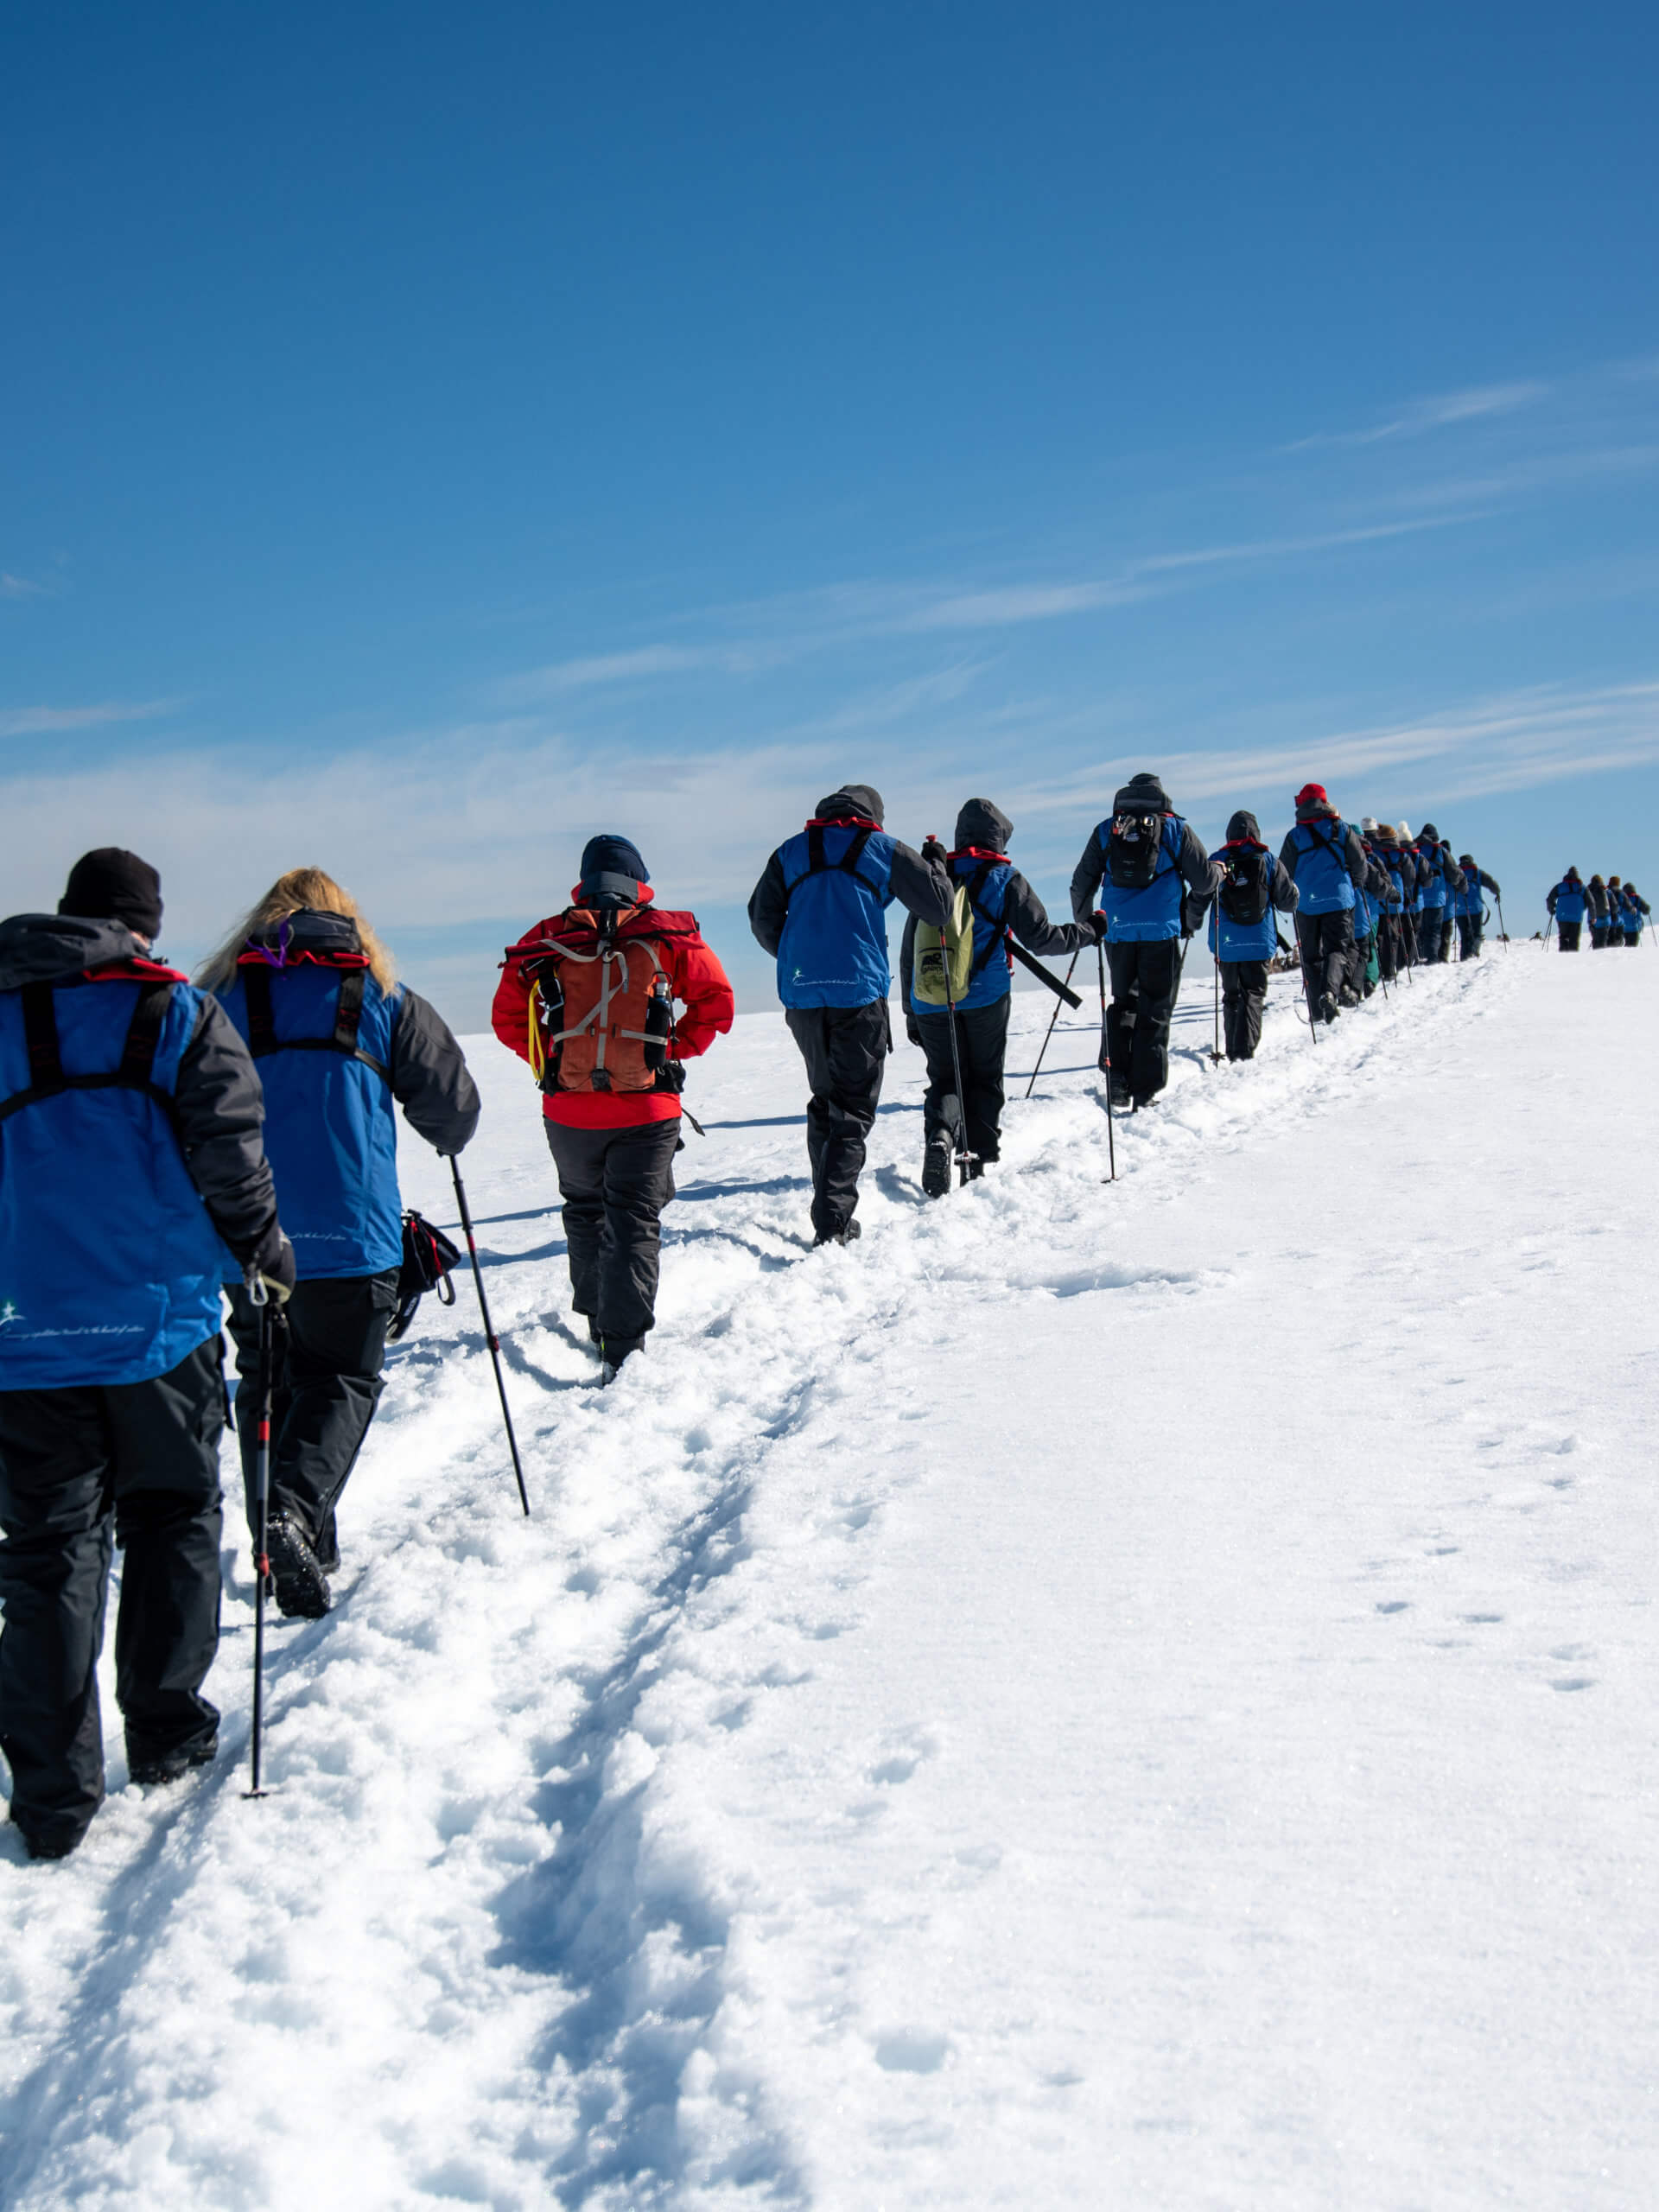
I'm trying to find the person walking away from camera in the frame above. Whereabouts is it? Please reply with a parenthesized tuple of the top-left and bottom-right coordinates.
(1408, 824, 1459, 964)
(1206, 811, 1300, 1060)
(1547, 868, 1588, 949)
(496, 836, 732, 1373)
(1277, 785, 1366, 1023)
(204, 871, 479, 1617)
(1619, 884, 1649, 944)
(0, 851, 290, 1860)
(1069, 772, 1213, 1109)
(898, 798, 1096, 1193)
(749, 786, 949, 1243)
(1586, 874, 1611, 949)
(1394, 823, 1426, 967)
(1605, 876, 1627, 946)
(1368, 822, 1408, 982)
(1348, 827, 1392, 1000)
(1455, 854, 1502, 957)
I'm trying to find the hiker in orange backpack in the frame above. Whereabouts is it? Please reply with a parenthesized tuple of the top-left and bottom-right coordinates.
(493, 836, 734, 1378)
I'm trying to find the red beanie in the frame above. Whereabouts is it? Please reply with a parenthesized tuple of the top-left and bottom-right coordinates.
(1294, 783, 1327, 808)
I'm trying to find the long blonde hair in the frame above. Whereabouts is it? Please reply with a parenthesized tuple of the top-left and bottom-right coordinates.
(197, 868, 397, 995)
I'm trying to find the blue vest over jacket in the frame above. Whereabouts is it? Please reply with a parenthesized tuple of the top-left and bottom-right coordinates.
(1095, 816, 1186, 943)
(0, 973, 233, 1388)
(1205, 842, 1278, 961)
(774, 822, 901, 1007)
(217, 957, 404, 1279)
(1553, 880, 1587, 923)
(1288, 818, 1356, 915)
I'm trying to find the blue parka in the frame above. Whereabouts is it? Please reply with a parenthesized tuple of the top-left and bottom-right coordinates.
(1279, 809, 1363, 915)
(1206, 813, 1300, 961)
(1548, 877, 1588, 925)
(0, 914, 278, 1389)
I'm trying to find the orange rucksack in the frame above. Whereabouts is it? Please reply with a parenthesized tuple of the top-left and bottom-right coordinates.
(518, 906, 691, 1094)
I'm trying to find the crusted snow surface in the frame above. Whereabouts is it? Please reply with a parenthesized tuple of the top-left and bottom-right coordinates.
(2, 945, 1656, 2209)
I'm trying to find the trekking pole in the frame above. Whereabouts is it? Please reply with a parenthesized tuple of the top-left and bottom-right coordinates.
(1023, 948, 1082, 1097)
(1096, 938, 1116, 1182)
(244, 1272, 276, 1801)
(1297, 923, 1321, 1044)
(938, 952, 979, 1193)
(1210, 931, 1222, 1063)
(448, 1155, 530, 1516)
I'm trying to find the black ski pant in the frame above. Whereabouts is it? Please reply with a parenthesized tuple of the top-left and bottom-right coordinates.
(1220, 959, 1269, 1060)
(916, 995, 1011, 1161)
(1376, 915, 1401, 982)
(1458, 913, 1483, 958)
(1295, 909, 1354, 1015)
(0, 1336, 226, 1847)
(1435, 914, 1455, 962)
(1345, 929, 1373, 997)
(785, 1001, 890, 1238)
(228, 1271, 398, 1564)
(1106, 938, 1183, 1103)
(1558, 920, 1581, 950)
(1400, 912, 1420, 966)
(1590, 924, 1610, 949)
(545, 1116, 681, 1348)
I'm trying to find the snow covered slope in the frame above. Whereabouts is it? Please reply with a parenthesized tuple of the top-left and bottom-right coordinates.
(2, 947, 1655, 2209)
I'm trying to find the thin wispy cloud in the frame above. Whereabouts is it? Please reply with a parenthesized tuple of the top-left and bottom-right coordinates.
(1, 573, 48, 601)
(0, 697, 183, 741)
(490, 643, 761, 704)
(1283, 379, 1550, 454)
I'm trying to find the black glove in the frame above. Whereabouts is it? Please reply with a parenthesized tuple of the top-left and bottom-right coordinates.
(1089, 911, 1109, 943)
(655, 1059, 687, 1094)
(921, 836, 949, 870)
(242, 1219, 296, 1305)
(905, 1014, 923, 1047)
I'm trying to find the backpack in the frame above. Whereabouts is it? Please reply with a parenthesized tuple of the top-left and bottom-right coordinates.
(387, 1211, 461, 1342)
(1217, 845, 1271, 926)
(912, 881, 976, 1008)
(1108, 812, 1164, 890)
(521, 906, 680, 1095)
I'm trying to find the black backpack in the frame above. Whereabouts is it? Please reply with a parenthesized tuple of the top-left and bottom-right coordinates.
(1217, 845, 1271, 926)
(1108, 813, 1164, 890)
(388, 1210, 462, 1342)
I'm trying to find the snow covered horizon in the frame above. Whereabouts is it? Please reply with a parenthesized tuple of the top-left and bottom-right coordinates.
(2, 946, 1654, 2209)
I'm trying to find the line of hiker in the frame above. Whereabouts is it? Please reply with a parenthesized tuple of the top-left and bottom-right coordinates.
(0, 782, 1556, 1859)
(1545, 870, 1649, 950)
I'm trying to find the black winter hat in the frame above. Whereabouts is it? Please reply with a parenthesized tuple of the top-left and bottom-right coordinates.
(577, 833, 650, 906)
(954, 798, 1012, 851)
(59, 848, 163, 938)
(814, 784, 885, 825)
(1112, 771, 1172, 816)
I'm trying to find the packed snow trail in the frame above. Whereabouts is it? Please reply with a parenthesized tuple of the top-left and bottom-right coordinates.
(1, 948, 1655, 2208)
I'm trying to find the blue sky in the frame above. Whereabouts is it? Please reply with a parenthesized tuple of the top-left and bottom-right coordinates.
(3, 0, 1656, 1024)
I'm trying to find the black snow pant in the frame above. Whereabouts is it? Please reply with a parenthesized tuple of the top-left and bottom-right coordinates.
(1558, 920, 1581, 950)
(1106, 939, 1184, 1104)
(228, 1271, 398, 1567)
(785, 1001, 890, 1238)
(0, 1336, 226, 1848)
(1344, 930, 1371, 998)
(1376, 915, 1401, 982)
(916, 995, 1011, 1163)
(1458, 913, 1483, 958)
(545, 1116, 681, 1351)
(1399, 912, 1420, 967)
(1220, 959, 1269, 1060)
(1434, 914, 1455, 963)
(1296, 910, 1355, 1017)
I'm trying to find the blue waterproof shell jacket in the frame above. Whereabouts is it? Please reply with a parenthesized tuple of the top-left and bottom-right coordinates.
(1284, 818, 1357, 914)
(1092, 817, 1187, 942)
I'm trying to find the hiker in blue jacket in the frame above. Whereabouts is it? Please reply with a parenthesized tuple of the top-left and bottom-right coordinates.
(899, 798, 1096, 1192)
(1605, 877, 1628, 946)
(1277, 785, 1368, 1022)
(1619, 885, 1649, 944)
(1206, 810, 1299, 1060)
(749, 786, 950, 1244)
(1454, 854, 1503, 958)
(1411, 824, 1460, 964)
(0, 850, 290, 1860)
(1586, 874, 1613, 950)
(201, 868, 480, 1618)
(1546, 869, 1588, 949)
(1070, 772, 1214, 1109)
(1367, 822, 1409, 982)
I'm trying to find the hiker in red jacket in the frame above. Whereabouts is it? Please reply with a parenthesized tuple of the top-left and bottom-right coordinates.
(493, 836, 734, 1377)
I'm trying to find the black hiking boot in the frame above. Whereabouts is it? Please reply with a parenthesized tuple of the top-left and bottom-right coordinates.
(10, 1809, 86, 1862)
(921, 1135, 952, 1198)
(1109, 1077, 1132, 1109)
(128, 1737, 217, 1788)
(815, 1219, 862, 1247)
(598, 1332, 644, 1383)
(1319, 994, 1340, 1022)
(266, 1511, 332, 1619)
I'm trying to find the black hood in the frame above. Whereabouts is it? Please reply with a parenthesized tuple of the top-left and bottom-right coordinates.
(1112, 771, 1172, 817)
(0, 912, 143, 993)
(1225, 809, 1261, 844)
(814, 784, 884, 825)
(244, 909, 364, 962)
(954, 797, 1012, 852)
(1419, 822, 1440, 842)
